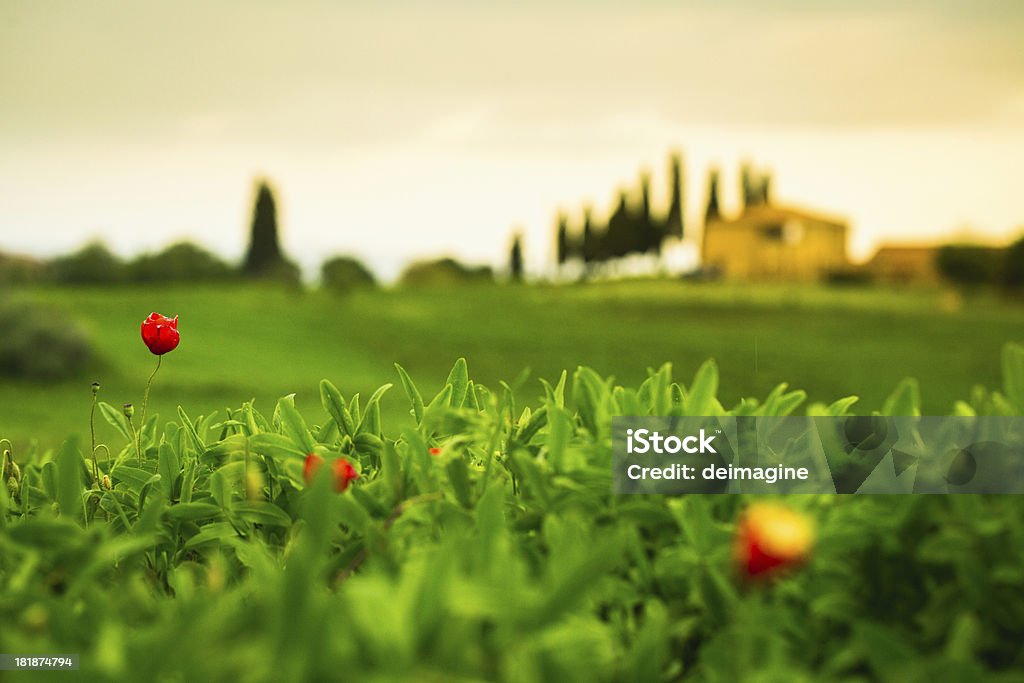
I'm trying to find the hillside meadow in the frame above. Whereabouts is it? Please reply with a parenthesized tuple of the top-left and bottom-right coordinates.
(0, 280, 1020, 452)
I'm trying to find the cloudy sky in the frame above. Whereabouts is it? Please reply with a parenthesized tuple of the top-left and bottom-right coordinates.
(2, 0, 1023, 278)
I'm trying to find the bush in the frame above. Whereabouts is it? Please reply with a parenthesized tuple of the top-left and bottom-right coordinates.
(126, 242, 235, 282)
(1002, 234, 1024, 290)
(398, 257, 494, 287)
(825, 267, 872, 286)
(50, 241, 125, 284)
(0, 300, 92, 379)
(320, 255, 376, 293)
(936, 244, 1004, 287)
(0, 252, 49, 284)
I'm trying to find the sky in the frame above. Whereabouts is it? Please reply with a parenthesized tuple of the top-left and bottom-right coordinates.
(2, 0, 1024, 280)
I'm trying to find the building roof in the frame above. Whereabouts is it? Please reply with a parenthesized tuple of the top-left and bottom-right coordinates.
(707, 204, 847, 230)
(866, 245, 938, 266)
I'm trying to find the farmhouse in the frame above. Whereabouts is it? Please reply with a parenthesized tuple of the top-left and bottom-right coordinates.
(702, 205, 849, 282)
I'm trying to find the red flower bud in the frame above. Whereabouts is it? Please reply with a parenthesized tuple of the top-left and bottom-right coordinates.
(303, 453, 358, 493)
(303, 453, 325, 484)
(331, 458, 359, 492)
(429, 447, 442, 456)
(140, 313, 179, 355)
(734, 503, 813, 579)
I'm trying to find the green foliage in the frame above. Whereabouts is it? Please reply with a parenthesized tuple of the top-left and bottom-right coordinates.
(0, 251, 49, 284)
(51, 241, 125, 284)
(319, 255, 376, 293)
(936, 245, 1004, 287)
(127, 242, 235, 282)
(398, 257, 494, 287)
(1003, 234, 1024, 290)
(2, 353, 1024, 680)
(0, 299, 93, 379)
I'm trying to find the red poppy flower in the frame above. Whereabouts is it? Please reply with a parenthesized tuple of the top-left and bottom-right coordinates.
(140, 313, 179, 355)
(734, 503, 813, 579)
(429, 447, 442, 456)
(303, 453, 358, 492)
(331, 458, 359, 492)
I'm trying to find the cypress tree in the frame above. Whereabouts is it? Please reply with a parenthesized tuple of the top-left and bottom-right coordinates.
(243, 181, 285, 276)
(704, 168, 721, 226)
(664, 152, 684, 239)
(606, 190, 632, 259)
(582, 206, 597, 266)
(740, 161, 755, 212)
(556, 212, 570, 266)
(509, 233, 524, 282)
(639, 171, 659, 254)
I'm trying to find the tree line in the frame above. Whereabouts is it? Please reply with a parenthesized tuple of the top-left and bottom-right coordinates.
(0, 179, 505, 290)
(525, 152, 774, 277)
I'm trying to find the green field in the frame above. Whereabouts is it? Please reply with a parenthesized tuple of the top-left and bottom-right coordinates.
(1, 280, 1021, 452)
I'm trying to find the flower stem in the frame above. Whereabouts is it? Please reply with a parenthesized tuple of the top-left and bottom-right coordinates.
(136, 355, 162, 464)
(90, 395, 100, 484)
(128, 416, 140, 465)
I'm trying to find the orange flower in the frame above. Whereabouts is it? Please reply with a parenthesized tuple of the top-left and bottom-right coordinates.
(429, 447, 442, 456)
(303, 454, 359, 492)
(734, 503, 813, 578)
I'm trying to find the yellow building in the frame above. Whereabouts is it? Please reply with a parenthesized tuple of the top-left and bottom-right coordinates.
(702, 205, 849, 281)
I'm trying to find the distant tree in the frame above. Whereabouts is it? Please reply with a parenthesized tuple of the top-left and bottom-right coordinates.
(581, 206, 599, 267)
(704, 168, 721, 226)
(639, 171, 651, 226)
(605, 190, 633, 259)
(1002, 234, 1024, 290)
(741, 163, 773, 211)
(664, 152, 684, 239)
(555, 212, 570, 266)
(320, 255, 376, 293)
(243, 180, 297, 281)
(740, 162, 756, 211)
(637, 171, 661, 254)
(128, 242, 234, 282)
(51, 241, 125, 284)
(399, 258, 493, 287)
(936, 245, 1004, 287)
(509, 233, 524, 282)
(761, 173, 773, 205)
(0, 251, 48, 284)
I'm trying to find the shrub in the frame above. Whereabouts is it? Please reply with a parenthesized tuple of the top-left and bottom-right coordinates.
(0, 300, 92, 379)
(50, 241, 125, 284)
(936, 244, 1004, 287)
(0, 251, 49, 284)
(1002, 234, 1024, 290)
(398, 257, 494, 287)
(825, 267, 872, 286)
(126, 242, 235, 282)
(320, 255, 376, 293)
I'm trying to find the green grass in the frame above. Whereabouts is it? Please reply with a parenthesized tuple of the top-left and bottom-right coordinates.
(2, 280, 1021, 452)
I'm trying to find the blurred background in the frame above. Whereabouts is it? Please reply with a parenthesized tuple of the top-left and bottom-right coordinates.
(1, 0, 1023, 449)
